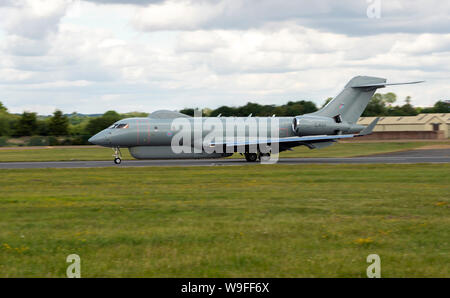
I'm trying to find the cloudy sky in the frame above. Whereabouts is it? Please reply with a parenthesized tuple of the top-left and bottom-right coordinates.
(0, 0, 449, 114)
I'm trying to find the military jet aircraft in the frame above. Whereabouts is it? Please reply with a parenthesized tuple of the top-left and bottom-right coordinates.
(88, 76, 422, 164)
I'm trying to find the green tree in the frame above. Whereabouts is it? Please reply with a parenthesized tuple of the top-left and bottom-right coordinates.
(0, 114, 11, 136)
(386, 96, 418, 116)
(15, 112, 38, 136)
(0, 101, 12, 136)
(388, 103, 418, 116)
(401, 103, 418, 115)
(405, 95, 411, 105)
(362, 92, 413, 116)
(36, 119, 50, 136)
(68, 112, 84, 126)
(0, 101, 7, 112)
(208, 100, 318, 117)
(431, 101, 450, 113)
(210, 106, 236, 117)
(421, 101, 450, 113)
(49, 110, 69, 136)
(284, 100, 318, 115)
(384, 92, 397, 106)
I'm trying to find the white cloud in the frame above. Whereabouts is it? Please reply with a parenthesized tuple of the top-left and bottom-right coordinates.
(131, 0, 450, 35)
(0, 0, 69, 39)
(2, 35, 51, 56)
(176, 30, 226, 52)
(132, 0, 222, 31)
(0, 0, 448, 114)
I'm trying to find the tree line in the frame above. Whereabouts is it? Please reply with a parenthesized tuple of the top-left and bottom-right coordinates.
(181, 93, 448, 118)
(0, 93, 448, 144)
(361, 93, 448, 117)
(0, 104, 147, 145)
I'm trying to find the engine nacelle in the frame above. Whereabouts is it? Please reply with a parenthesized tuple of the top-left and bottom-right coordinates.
(292, 115, 364, 136)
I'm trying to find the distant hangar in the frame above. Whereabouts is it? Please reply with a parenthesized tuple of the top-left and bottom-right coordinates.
(358, 113, 450, 139)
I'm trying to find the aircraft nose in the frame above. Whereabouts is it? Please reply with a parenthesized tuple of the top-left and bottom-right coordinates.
(88, 132, 105, 145)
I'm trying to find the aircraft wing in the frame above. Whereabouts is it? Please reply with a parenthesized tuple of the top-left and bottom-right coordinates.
(209, 117, 380, 148)
(210, 134, 355, 147)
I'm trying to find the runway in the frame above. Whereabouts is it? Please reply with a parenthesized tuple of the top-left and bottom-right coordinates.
(0, 148, 449, 169)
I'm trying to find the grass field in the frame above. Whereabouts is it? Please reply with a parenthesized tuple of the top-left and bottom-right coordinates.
(0, 164, 448, 277)
(0, 141, 448, 162)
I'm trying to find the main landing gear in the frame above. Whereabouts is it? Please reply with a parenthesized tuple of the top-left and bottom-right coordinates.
(244, 152, 271, 162)
(112, 147, 122, 164)
(244, 153, 258, 162)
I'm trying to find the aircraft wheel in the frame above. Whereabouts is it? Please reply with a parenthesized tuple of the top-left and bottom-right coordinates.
(244, 153, 258, 162)
(114, 157, 122, 165)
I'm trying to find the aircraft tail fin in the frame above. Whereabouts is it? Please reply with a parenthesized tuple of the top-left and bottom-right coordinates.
(310, 76, 423, 123)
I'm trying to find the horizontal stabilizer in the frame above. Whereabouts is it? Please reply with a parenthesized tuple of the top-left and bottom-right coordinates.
(352, 81, 424, 89)
(357, 117, 379, 136)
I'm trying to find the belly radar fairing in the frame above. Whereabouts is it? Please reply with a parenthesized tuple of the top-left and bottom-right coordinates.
(88, 76, 423, 164)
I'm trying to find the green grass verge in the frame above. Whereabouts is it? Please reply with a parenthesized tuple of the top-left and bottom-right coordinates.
(0, 147, 134, 162)
(261, 141, 443, 158)
(0, 141, 447, 162)
(0, 164, 448, 277)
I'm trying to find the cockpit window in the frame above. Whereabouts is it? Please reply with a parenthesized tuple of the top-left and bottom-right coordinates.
(109, 123, 129, 129)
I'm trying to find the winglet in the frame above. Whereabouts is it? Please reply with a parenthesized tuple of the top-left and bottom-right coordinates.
(358, 117, 379, 136)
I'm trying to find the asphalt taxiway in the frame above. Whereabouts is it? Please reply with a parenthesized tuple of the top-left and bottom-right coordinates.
(0, 149, 448, 169)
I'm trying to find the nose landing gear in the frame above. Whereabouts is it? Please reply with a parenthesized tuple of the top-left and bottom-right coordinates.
(112, 147, 122, 164)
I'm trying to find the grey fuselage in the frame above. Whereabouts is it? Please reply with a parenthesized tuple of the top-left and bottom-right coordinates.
(88, 115, 364, 159)
(88, 76, 420, 160)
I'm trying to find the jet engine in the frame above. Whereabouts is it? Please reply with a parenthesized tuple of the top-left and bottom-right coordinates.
(292, 115, 364, 136)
